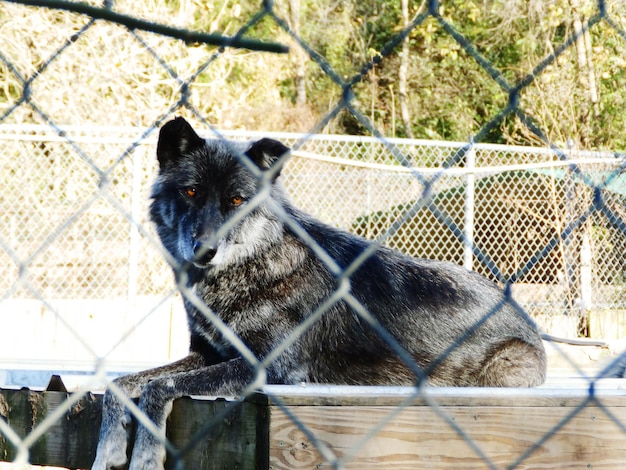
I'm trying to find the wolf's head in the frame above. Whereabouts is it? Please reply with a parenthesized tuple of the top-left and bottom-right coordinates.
(149, 117, 290, 271)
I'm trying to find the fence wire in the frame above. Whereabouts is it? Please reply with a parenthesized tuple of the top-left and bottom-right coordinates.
(1, 0, 626, 469)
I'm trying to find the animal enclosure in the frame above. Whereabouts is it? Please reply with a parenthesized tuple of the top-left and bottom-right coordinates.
(1, 126, 624, 345)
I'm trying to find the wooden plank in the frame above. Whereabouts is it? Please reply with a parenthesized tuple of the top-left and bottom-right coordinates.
(1, 384, 626, 469)
(260, 382, 626, 407)
(269, 404, 626, 469)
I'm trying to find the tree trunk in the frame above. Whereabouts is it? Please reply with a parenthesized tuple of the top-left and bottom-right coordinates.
(570, 0, 600, 147)
(398, 0, 414, 138)
(289, 0, 307, 106)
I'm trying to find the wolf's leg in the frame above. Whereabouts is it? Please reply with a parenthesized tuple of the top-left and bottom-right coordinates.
(92, 353, 205, 470)
(477, 338, 547, 387)
(128, 357, 256, 470)
(92, 383, 132, 470)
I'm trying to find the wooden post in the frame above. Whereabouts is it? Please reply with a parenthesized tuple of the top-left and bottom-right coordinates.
(0, 389, 268, 469)
(0, 389, 101, 468)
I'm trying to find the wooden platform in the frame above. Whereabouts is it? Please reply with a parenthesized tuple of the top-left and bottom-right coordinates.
(1, 379, 626, 469)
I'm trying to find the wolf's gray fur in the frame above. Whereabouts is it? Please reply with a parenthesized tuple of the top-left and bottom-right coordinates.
(93, 117, 546, 469)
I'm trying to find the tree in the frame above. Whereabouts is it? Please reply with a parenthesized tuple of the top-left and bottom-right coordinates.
(398, 0, 419, 138)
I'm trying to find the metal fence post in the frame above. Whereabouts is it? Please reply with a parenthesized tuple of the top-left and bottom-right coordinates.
(127, 144, 143, 304)
(463, 146, 476, 272)
(580, 231, 593, 312)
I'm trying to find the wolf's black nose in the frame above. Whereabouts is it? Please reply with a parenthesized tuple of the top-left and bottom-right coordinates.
(193, 242, 217, 265)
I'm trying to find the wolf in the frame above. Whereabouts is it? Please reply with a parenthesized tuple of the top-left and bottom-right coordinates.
(92, 117, 547, 469)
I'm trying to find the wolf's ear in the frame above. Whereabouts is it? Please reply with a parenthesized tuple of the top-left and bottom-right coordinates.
(245, 138, 290, 176)
(157, 117, 205, 168)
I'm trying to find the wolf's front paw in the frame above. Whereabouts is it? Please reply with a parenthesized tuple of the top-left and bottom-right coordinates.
(128, 451, 166, 470)
(92, 399, 130, 470)
(92, 432, 128, 470)
(127, 426, 167, 470)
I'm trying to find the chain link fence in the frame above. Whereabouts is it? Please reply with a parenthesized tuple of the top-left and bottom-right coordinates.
(1, 126, 624, 333)
(1, 0, 626, 468)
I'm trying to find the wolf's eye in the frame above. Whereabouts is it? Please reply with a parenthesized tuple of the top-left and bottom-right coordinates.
(184, 187, 197, 198)
(231, 196, 244, 206)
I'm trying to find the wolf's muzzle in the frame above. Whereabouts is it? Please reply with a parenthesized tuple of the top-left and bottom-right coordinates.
(193, 241, 217, 266)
